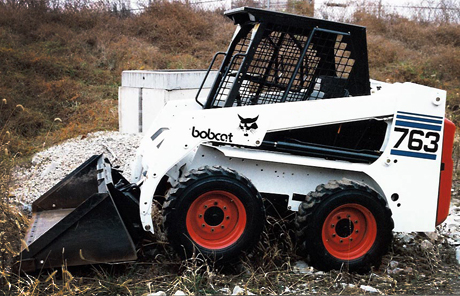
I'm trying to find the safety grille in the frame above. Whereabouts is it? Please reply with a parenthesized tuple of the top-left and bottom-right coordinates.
(210, 23, 356, 108)
(213, 31, 252, 107)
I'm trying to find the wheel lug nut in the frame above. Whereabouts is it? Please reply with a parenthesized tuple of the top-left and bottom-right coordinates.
(355, 230, 359, 233)
(199, 214, 202, 218)
(214, 202, 218, 206)
(332, 234, 336, 237)
(331, 224, 335, 228)
(340, 239, 343, 243)
(204, 205, 208, 209)
(337, 216, 341, 220)
(226, 216, 230, 220)
(349, 237, 353, 241)
(202, 224, 205, 227)
(355, 220, 358, 224)
(221, 225, 224, 229)
(223, 206, 227, 210)
(211, 228, 215, 232)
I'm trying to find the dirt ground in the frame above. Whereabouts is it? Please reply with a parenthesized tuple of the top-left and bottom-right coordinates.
(4, 182, 460, 295)
(97, 194, 460, 295)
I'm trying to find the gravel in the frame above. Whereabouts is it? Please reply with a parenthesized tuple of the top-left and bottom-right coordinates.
(11, 131, 142, 206)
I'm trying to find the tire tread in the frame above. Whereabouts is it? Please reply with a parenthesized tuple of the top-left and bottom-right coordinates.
(295, 178, 394, 272)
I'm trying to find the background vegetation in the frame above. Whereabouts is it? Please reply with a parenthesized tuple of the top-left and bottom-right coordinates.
(1, 0, 460, 294)
(0, 0, 233, 156)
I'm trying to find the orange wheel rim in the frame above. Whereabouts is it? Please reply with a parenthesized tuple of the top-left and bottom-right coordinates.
(322, 203, 377, 260)
(186, 190, 247, 250)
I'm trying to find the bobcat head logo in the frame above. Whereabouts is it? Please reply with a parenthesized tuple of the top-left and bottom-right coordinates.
(238, 115, 259, 136)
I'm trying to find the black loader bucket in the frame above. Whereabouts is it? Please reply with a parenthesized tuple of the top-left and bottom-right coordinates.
(15, 155, 144, 273)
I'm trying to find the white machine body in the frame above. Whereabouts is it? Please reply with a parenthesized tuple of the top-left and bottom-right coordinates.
(132, 80, 449, 233)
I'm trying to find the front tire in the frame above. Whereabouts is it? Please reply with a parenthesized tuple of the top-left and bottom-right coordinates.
(295, 179, 393, 272)
(163, 166, 265, 262)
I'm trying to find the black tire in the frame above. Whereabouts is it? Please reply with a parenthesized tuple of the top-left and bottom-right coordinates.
(163, 166, 265, 262)
(295, 179, 393, 272)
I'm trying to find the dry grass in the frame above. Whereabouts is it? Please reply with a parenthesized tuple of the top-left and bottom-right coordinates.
(0, 102, 29, 293)
(2, 211, 459, 295)
(286, 0, 314, 16)
(351, 11, 460, 124)
(0, 0, 233, 157)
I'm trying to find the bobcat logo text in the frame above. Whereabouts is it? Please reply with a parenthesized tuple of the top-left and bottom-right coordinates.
(191, 126, 234, 142)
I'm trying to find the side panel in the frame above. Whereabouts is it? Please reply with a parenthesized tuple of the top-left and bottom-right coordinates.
(188, 145, 382, 212)
(366, 83, 447, 231)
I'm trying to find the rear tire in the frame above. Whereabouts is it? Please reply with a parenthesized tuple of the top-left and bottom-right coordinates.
(295, 179, 393, 272)
(163, 166, 265, 262)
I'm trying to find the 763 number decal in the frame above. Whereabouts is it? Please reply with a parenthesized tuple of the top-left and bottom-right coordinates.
(390, 111, 443, 160)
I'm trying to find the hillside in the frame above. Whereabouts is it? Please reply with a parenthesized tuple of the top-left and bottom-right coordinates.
(358, 10, 460, 112)
(0, 1, 233, 156)
(1, 2, 459, 157)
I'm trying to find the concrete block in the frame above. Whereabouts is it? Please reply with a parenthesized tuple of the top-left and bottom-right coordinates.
(119, 87, 141, 134)
(121, 70, 217, 90)
(119, 70, 217, 134)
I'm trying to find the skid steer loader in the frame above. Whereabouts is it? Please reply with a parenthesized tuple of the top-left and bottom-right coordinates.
(16, 7, 456, 272)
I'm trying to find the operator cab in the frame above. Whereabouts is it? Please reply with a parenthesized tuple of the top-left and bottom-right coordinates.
(197, 7, 371, 109)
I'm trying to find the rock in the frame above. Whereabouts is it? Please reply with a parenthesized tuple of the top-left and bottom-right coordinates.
(293, 261, 313, 274)
(146, 292, 166, 296)
(447, 223, 460, 232)
(12, 131, 142, 204)
(360, 285, 380, 293)
(389, 260, 398, 269)
(20, 202, 32, 213)
(396, 233, 415, 244)
(294, 260, 308, 268)
(40, 162, 57, 178)
(456, 247, 460, 264)
(421, 239, 434, 251)
(387, 261, 404, 274)
(232, 285, 254, 295)
(404, 267, 413, 273)
(232, 285, 244, 295)
(173, 291, 186, 295)
(425, 232, 438, 241)
(219, 287, 231, 294)
(387, 267, 404, 275)
(451, 206, 460, 213)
